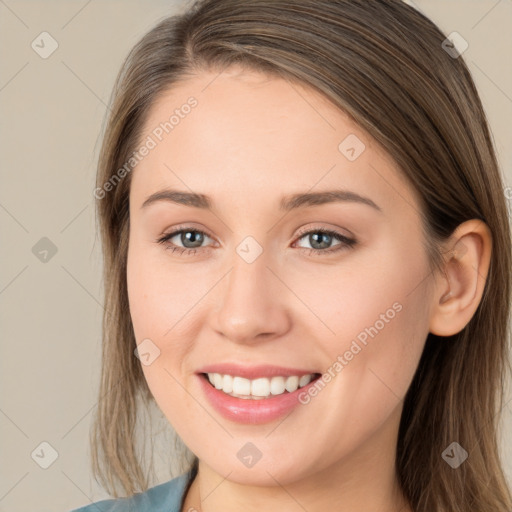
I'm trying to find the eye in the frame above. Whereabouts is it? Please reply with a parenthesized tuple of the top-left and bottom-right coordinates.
(156, 225, 215, 256)
(293, 226, 357, 256)
(156, 225, 357, 257)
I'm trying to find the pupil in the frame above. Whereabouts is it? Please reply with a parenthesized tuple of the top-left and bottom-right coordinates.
(183, 231, 203, 248)
(311, 232, 331, 249)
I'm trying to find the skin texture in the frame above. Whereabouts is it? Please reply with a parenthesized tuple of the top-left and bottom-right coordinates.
(126, 67, 492, 512)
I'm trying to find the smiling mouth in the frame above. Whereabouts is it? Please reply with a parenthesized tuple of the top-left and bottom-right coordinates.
(201, 372, 322, 400)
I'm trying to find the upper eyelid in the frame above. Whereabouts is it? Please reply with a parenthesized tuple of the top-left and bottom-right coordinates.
(295, 224, 354, 239)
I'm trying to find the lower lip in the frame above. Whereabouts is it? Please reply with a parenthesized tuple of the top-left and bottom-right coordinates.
(197, 373, 320, 425)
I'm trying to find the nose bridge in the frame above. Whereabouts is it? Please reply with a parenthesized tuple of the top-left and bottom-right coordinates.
(211, 242, 290, 343)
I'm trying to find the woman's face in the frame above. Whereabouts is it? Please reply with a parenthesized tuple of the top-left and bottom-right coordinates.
(126, 67, 436, 485)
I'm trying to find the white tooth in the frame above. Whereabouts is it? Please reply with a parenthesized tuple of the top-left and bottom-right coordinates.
(232, 376, 251, 395)
(222, 374, 233, 393)
(213, 373, 223, 389)
(270, 376, 286, 395)
(299, 374, 312, 388)
(207, 373, 311, 397)
(285, 375, 299, 393)
(251, 378, 270, 397)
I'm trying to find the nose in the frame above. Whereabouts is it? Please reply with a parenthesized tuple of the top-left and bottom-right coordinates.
(209, 251, 292, 345)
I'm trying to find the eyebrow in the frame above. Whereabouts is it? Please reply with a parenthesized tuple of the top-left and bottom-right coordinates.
(141, 188, 382, 212)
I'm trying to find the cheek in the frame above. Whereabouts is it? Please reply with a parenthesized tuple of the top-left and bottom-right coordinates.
(311, 239, 431, 408)
(127, 246, 200, 425)
(126, 240, 212, 402)
(127, 239, 210, 342)
(127, 220, 431, 410)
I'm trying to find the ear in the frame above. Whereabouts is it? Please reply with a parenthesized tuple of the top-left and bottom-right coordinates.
(429, 219, 492, 336)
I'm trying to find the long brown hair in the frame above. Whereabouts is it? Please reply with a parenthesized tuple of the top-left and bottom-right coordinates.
(91, 1, 512, 510)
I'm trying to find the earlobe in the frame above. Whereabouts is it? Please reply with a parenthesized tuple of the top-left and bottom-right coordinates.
(428, 219, 492, 337)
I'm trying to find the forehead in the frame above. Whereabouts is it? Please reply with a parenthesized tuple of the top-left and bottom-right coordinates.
(130, 68, 418, 216)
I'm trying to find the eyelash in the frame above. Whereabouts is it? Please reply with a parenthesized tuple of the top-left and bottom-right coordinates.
(156, 224, 357, 257)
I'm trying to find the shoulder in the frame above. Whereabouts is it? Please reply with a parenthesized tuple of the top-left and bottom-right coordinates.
(69, 470, 193, 512)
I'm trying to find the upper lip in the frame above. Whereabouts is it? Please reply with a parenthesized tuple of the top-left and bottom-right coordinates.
(196, 363, 320, 380)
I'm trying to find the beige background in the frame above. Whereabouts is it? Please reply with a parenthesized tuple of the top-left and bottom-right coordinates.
(0, 1, 511, 510)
